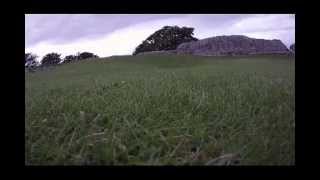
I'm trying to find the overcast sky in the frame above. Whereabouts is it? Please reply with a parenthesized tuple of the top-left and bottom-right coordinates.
(25, 14, 295, 60)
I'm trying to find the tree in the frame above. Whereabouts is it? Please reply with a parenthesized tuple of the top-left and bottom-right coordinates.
(78, 52, 99, 60)
(290, 43, 295, 52)
(41, 53, 62, 66)
(63, 55, 78, 63)
(133, 26, 198, 55)
(25, 53, 39, 68)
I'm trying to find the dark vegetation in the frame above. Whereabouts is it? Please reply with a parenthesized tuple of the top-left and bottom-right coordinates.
(25, 53, 39, 68)
(133, 26, 198, 55)
(290, 43, 295, 52)
(41, 52, 62, 66)
(25, 51, 99, 72)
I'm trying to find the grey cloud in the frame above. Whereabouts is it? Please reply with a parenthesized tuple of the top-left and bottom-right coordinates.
(25, 14, 295, 51)
(238, 26, 295, 34)
(181, 14, 255, 29)
(25, 14, 183, 47)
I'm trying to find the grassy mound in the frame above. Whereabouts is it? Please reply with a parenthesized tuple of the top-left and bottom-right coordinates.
(25, 54, 295, 165)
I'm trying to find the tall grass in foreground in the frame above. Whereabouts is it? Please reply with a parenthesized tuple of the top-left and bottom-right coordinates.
(25, 55, 295, 165)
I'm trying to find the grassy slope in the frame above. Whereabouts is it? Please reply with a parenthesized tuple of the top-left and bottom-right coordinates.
(25, 54, 295, 165)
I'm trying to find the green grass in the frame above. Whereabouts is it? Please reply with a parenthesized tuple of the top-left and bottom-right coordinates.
(25, 54, 295, 165)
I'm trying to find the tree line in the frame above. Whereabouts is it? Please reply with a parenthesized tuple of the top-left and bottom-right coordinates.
(25, 52, 99, 69)
(25, 26, 201, 70)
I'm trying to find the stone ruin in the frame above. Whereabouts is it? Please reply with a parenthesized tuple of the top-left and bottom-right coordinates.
(176, 35, 290, 56)
(136, 35, 290, 56)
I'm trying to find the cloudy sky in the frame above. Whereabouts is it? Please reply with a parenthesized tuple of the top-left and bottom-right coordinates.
(25, 14, 295, 60)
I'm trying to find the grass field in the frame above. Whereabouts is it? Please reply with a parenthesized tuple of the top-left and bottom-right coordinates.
(25, 54, 295, 165)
